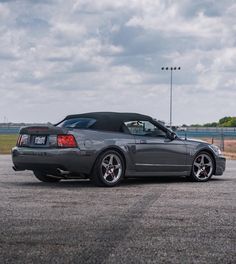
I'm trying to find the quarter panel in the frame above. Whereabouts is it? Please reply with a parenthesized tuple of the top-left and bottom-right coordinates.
(70, 129, 136, 172)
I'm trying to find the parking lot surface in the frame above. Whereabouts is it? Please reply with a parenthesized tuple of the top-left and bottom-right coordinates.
(0, 155, 235, 264)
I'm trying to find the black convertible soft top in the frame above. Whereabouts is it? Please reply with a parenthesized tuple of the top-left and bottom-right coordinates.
(61, 112, 154, 132)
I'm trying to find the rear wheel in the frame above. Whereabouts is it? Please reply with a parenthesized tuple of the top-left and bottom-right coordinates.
(33, 171, 61, 183)
(190, 152, 214, 182)
(91, 150, 125, 187)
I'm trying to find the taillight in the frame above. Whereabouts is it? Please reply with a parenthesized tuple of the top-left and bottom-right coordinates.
(17, 134, 29, 146)
(57, 135, 77, 148)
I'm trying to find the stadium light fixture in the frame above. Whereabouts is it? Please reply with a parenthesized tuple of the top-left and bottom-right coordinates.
(161, 66, 181, 129)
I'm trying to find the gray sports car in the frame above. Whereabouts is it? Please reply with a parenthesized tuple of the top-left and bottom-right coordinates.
(12, 112, 226, 187)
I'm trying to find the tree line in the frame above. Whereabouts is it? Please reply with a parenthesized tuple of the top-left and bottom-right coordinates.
(190, 116, 236, 127)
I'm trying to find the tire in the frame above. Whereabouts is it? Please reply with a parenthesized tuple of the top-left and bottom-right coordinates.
(33, 171, 61, 183)
(190, 151, 214, 182)
(91, 150, 125, 187)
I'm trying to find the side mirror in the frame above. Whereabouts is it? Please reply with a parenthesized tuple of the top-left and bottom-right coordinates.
(167, 131, 177, 140)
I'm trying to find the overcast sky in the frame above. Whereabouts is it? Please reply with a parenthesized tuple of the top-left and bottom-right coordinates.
(0, 0, 235, 125)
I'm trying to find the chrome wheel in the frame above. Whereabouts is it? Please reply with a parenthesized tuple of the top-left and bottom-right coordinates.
(91, 150, 125, 187)
(192, 153, 213, 181)
(101, 153, 123, 184)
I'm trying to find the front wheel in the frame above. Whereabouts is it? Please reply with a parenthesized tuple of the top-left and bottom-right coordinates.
(190, 152, 214, 182)
(91, 150, 125, 187)
(33, 171, 61, 183)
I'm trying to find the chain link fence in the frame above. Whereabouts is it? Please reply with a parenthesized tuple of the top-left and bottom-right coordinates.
(176, 127, 236, 159)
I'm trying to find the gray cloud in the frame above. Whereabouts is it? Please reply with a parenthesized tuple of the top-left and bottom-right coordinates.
(0, 0, 235, 125)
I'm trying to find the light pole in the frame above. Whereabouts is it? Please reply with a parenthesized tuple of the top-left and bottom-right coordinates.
(161, 66, 181, 129)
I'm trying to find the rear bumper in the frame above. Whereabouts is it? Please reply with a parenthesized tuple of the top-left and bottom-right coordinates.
(214, 155, 226, 176)
(12, 147, 95, 174)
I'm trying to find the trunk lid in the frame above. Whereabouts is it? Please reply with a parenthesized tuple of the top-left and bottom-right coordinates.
(20, 125, 68, 135)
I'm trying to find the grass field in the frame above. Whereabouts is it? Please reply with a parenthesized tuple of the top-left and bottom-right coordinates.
(0, 134, 18, 154)
(223, 140, 236, 159)
(202, 138, 236, 159)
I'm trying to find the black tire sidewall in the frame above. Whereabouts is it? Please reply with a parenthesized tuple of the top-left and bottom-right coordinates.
(33, 171, 60, 182)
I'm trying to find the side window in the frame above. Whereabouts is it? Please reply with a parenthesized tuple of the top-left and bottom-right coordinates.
(124, 121, 166, 137)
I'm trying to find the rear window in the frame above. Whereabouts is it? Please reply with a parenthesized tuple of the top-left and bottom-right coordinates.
(57, 118, 96, 129)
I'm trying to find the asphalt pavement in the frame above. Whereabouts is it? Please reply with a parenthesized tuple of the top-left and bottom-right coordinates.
(0, 155, 235, 264)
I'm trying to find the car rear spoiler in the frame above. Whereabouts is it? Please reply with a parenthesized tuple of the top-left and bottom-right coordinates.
(19, 125, 68, 135)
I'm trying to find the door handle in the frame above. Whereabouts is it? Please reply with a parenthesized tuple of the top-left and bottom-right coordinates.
(140, 139, 147, 144)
